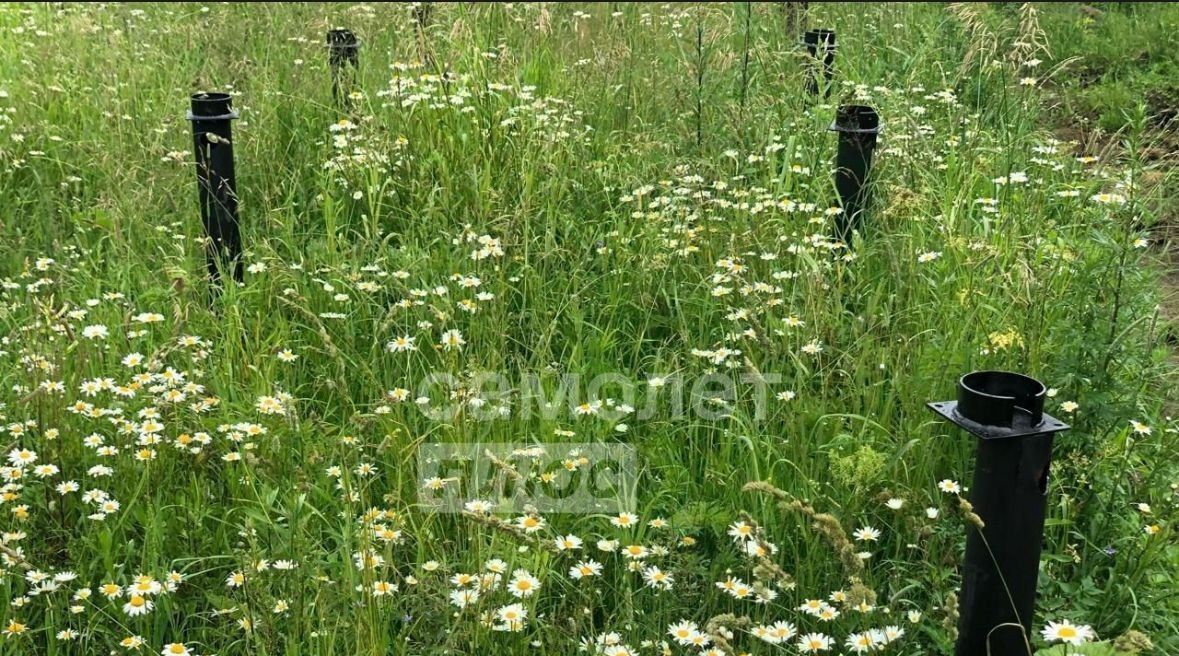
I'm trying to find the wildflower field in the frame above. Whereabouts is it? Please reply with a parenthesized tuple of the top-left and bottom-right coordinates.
(0, 3, 1177, 655)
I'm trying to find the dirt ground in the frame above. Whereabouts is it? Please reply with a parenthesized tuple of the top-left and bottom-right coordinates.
(1054, 116, 1179, 415)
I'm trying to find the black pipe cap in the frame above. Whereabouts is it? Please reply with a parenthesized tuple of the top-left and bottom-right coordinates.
(327, 28, 359, 49)
(187, 92, 238, 121)
(928, 371, 1070, 440)
(802, 28, 837, 49)
(829, 105, 881, 135)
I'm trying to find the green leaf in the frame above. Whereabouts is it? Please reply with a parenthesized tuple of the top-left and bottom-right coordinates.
(1036, 641, 1121, 656)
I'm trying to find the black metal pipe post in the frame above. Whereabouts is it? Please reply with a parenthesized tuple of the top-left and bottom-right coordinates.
(327, 28, 359, 107)
(412, 2, 433, 27)
(829, 105, 881, 243)
(803, 28, 835, 98)
(783, 2, 809, 38)
(928, 371, 1070, 656)
(187, 92, 242, 286)
(413, 3, 436, 69)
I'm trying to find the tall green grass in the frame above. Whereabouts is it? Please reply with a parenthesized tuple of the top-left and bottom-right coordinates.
(0, 3, 1174, 655)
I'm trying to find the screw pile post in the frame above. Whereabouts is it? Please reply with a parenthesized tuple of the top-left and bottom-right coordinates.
(413, 3, 436, 69)
(829, 105, 881, 243)
(187, 92, 242, 286)
(928, 371, 1071, 656)
(803, 28, 835, 97)
(327, 28, 360, 107)
(784, 2, 809, 38)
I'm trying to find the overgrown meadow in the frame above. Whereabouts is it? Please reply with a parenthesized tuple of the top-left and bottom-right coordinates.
(0, 3, 1176, 655)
